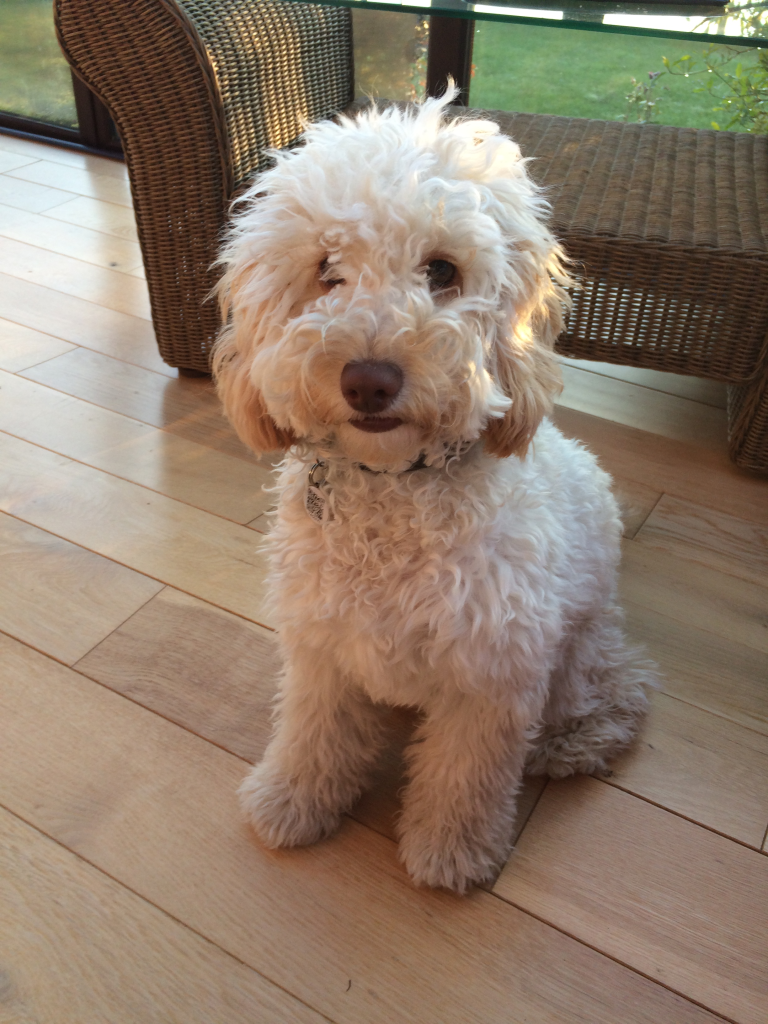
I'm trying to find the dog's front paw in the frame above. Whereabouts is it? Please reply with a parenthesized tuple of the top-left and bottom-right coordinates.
(238, 762, 341, 848)
(398, 826, 503, 895)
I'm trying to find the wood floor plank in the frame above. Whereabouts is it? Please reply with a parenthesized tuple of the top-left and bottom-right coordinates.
(0, 235, 151, 320)
(0, 364, 154, 452)
(19, 344, 257, 461)
(0, 174, 74, 213)
(0, 151, 37, 174)
(494, 777, 768, 1024)
(0, 634, 723, 1024)
(0, 134, 128, 179)
(0, 317, 76, 371)
(0, 808, 325, 1024)
(0, 511, 162, 665)
(605, 692, 768, 847)
(95, 427, 272, 520)
(21, 346, 219, 430)
(0, 431, 274, 628)
(6, 159, 132, 206)
(612, 475, 661, 539)
(165, 402, 260, 462)
(0, 205, 143, 273)
(75, 587, 281, 764)
(635, 494, 768, 587)
(625, 601, 768, 736)
(0, 272, 172, 376)
(620, 540, 768, 655)
(557, 364, 729, 451)
(44, 194, 139, 240)
(0, 370, 273, 522)
(559, 357, 728, 409)
(553, 405, 768, 527)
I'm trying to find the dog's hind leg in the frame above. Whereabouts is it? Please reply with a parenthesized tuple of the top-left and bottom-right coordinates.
(526, 606, 659, 779)
(239, 651, 388, 848)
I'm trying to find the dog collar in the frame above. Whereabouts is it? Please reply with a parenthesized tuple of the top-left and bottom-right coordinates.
(304, 443, 478, 524)
(357, 452, 428, 475)
(305, 454, 428, 523)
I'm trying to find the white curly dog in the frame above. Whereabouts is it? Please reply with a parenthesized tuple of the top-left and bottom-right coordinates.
(213, 89, 657, 894)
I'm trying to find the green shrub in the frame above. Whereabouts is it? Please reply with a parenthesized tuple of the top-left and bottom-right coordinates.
(664, 47, 768, 133)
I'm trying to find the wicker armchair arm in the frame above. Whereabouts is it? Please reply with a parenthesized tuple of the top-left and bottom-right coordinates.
(55, 0, 353, 371)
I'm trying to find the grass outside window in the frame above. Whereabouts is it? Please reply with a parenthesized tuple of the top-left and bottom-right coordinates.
(0, 0, 77, 128)
(470, 21, 758, 130)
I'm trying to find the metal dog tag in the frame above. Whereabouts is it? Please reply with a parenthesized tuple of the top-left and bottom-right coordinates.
(306, 484, 329, 523)
(305, 462, 332, 524)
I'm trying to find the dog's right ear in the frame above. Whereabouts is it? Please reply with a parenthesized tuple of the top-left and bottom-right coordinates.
(483, 328, 562, 460)
(212, 326, 296, 456)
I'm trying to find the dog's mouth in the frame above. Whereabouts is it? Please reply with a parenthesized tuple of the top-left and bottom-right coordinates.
(350, 417, 404, 433)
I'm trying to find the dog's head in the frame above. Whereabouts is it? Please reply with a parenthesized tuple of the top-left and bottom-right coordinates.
(213, 89, 569, 469)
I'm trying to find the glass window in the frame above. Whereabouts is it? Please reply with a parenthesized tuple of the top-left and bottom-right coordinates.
(0, 0, 77, 128)
(353, 9, 429, 102)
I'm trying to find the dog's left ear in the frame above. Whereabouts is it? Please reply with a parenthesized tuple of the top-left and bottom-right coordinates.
(211, 251, 298, 456)
(483, 286, 565, 459)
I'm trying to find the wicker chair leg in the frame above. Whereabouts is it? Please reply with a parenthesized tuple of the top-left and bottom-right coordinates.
(727, 356, 768, 473)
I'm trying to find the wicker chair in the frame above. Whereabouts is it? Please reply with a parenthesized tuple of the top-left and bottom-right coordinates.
(54, 0, 354, 373)
(55, 0, 768, 473)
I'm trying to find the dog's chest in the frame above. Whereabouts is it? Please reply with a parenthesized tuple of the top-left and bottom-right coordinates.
(271, 465, 510, 697)
(305, 485, 481, 625)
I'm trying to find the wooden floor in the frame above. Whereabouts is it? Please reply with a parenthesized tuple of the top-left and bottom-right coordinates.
(1, 132, 767, 1024)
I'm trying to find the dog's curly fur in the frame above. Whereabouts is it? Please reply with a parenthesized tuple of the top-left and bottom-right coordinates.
(213, 89, 659, 894)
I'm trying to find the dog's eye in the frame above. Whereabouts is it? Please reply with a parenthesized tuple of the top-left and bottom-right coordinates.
(426, 259, 456, 292)
(319, 257, 345, 288)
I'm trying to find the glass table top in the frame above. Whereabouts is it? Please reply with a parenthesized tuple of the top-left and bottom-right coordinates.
(290, 0, 768, 46)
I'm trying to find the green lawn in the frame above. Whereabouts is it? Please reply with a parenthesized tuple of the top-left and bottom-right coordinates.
(0, 0, 77, 127)
(470, 20, 757, 129)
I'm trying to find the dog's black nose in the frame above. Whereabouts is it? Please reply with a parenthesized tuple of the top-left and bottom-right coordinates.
(340, 361, 403, 414)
